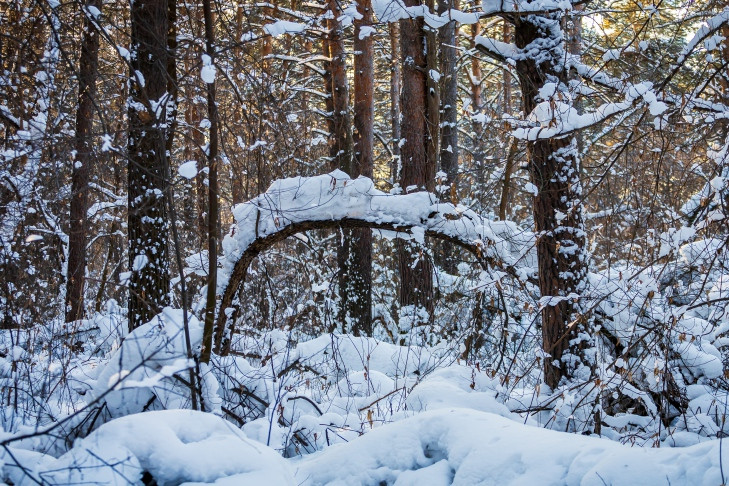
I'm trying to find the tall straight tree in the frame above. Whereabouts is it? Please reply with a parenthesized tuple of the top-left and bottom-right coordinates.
(127, 0, 171, 331)
(437, 0, 458, 191)
(323, 0, 361, 333)
(325, 0, 352, 174)
(434, 0, 459, 274)
(389, 22, 401, 180)
(478, 6, 591, 388)
(345, 0, 375, 335)
(201, 0, 220, 363)
(65, 0, 101, 323)
(398, 0, 435, 322)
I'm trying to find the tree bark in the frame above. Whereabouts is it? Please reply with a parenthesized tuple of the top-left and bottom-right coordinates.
(128, 0, 171, 331)
(66, 0, 101, 323)
(470, 23, 484, 169)
(325, 0, 353, 173)
(438, 0, 458, 190)
(512, 14, 590, 388)
(498, 21, 517, 222)
(347, 0, 375, 335)
(389, 22, 402, 182)
(435, 0, 459, 274)
(398, 0, 434, 322)
(202, 0, 220, 364)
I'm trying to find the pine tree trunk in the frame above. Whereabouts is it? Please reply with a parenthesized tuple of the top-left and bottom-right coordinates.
(66, 0, 101, 323)
(437, 0, 458, 190)
(470, 23, 484, 170)
(434, 0, 459, 274)
(325, 0, 352, 173)
(513, 15, 590, 388)
(128, 0, 171, 331)
(398, 0, 434, 323)
(347, 0, 375, 336)
(389, 22, 401, 182)
(202, 0, 220, 361)
(498, 21, 515, 222)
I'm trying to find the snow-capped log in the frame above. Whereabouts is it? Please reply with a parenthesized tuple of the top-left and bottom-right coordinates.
(213, 170, 535, 352)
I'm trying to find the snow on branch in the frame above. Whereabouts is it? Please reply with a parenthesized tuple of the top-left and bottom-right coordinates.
(676, 9, 729, 68)
(216, 171, 536, 340)
(482, 0, 574, 15)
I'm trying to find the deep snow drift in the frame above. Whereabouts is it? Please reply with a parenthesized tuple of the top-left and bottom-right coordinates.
(4, 406, 727, 485)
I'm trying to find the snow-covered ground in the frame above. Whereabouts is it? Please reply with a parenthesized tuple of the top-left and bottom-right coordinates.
(5, 405, 727, 485)
(2, 171, 728, 484)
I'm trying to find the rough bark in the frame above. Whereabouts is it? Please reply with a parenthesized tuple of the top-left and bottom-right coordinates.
(434, 0, 459, 274)
(498, 21, 517, 222)
(398, 0, 434, 321)
(323, 0, 361, 334)
(325, 0, 353, 172)
(470, 23, 484, 169)
(389, 22, 402, 182)
(128, 0, 171, 331)
(437, 0, 458, 190)
(201, 0, 220, 365)
(512, 15, 590, 388)
(65, 0, 101, 323)
(348, 0, 375, 335)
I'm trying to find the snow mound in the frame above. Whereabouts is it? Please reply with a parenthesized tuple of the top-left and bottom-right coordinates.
(21, 410, 293, 486)
(294, 408, 728, 485)
(91, 308, 207, 417)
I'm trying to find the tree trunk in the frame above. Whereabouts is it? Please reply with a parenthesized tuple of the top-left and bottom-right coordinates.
(389, 22, 402, 182)
(65, 0, 101, 323)
(470, 23, 484, 170)
(202, 0, 220, 363)
(512, 15, 590, 389)
(325, 0, 352, 172)
(498, 21, 517, 222)
(435, 0, 459, 274)
(438, 0, 458, 191)
(128, 0, 171, 331)
(347, 0, 375, 335)
(398, 0, 434, 322)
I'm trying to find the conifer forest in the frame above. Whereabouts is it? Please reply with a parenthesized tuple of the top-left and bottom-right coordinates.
(1, 0, 729, 483)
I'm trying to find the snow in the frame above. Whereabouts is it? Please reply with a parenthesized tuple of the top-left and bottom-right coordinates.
(178, 160, 199, 179)
(371, 0, 479, 27)
(220, 171, 535, 298)
(264, 20, 307, 37)
(294, 408, 729, 485)
(358, 25, 376, 39)
(482, 0, 572, 15)
(200, 54, 216, 84)
(8, 410, 294, 486)
(3, 303, 729, 485)
(90, 307, 209, 417)
(5, 362, 726, 485)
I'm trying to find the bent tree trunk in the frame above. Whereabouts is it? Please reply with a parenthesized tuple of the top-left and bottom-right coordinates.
(211, 174, 533, 354)
(513, 14, 591, 389)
